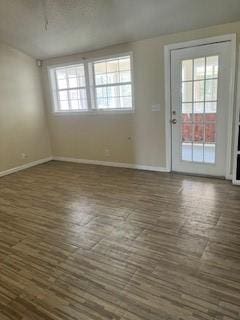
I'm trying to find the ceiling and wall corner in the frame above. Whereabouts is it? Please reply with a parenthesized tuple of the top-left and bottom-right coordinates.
(0, 0, 240, 59)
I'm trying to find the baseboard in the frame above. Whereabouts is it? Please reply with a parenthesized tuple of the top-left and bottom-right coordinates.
(232, 179, 240, 185)
(53, 156, 170, 173)
(226, 174, 233, 181)
(0, 157, 53, 178)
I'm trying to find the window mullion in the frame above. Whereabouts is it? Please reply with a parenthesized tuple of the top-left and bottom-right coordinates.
(84, 61, 92, 111)
(91, 62, 98, 110)
(66, 73, 71, 111)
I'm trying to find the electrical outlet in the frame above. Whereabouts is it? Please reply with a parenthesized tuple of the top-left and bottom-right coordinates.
(21, 153, 27, 159)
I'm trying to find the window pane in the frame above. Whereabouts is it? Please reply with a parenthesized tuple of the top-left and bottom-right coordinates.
(60, 100, 69, 111)
(205, 123, 216, 143)
(71, 100, 79, 110)
(59, 90, 68, 101)
(205, 102, 217, 113)
(107, 60, 119, 73)
(120, 84, 132, 97)
(95, 74, 107, 85)
(194, 58, 205, 80)
(94, 62, 106, 74)
(204, 144, 215, 163)
(206, 56, 219, 79)
(193, 102, 204, 113)
(182, 103, 192, 114)
(194, 124, 204, 142)
(120, 71, 131, 82)
(108, 86, 119, 98)
(205, 79, 218, 101)
(107, 72, 119, 84)
(205, 113, 216, 122)
(79, 99, 88, 110)
(69, 89, 79, 100)
(182, 60, 193, 81)
(182, 123, 193, 142)
(97, 98, 108, 108)
(193, 144, 204, 162)
(76, 66, 85, 77)
(108, 98, 120, 109)
(119, 58, 130, 71)
(67, 68, 76, 78)
(58, 79, 68, 89)
(182, 143, 192, 161)
(68, 77, 78, 88)
(193, 114, 204, 123)
(120, 97, 132, 109)
(182, 113, 192, 122)
(182, 82, 192, 102)
(78, 77, 86, 87)
(96, 87, 107, 98)
(56, 69, 66, 80)
(194, 81, 204, 102)
(79, 89, 87, 100)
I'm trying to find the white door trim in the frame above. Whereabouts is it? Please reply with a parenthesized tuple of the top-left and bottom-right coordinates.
(164, 34, 237, 179)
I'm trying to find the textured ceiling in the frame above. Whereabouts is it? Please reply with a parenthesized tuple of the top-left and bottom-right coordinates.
(0, 0, 240, 59)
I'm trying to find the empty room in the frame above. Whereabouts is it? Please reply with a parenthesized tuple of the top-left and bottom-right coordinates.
(1, 0, 240, 319)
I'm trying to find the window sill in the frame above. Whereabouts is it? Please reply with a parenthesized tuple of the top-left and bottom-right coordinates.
(52, 109, 135, 116)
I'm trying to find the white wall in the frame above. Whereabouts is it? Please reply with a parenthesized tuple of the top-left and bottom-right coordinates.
(0, 42, 51, 172)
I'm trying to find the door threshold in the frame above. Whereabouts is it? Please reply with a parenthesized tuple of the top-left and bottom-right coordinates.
(171, 171, 225, 180)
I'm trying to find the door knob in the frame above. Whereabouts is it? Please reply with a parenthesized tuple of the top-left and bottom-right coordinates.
(170, 119, 177, 124)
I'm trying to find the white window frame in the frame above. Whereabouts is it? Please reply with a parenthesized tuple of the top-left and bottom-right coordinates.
(48, 52, 135, 115)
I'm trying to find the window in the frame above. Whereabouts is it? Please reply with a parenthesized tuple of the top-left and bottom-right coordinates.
(51, 64, 88, 112)
(49, 54, 133, 113)
(91, 56, 133, 110)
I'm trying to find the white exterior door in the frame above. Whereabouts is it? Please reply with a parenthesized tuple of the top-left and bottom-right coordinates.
(171, 42, 232, 177)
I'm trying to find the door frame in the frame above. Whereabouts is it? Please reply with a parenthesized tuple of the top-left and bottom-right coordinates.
(164, 34, 237, 179)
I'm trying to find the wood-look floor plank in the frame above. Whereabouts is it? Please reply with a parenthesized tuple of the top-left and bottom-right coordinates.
(0, 161, 240, 319)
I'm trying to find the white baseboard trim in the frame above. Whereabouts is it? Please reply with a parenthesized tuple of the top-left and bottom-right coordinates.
(53, 156, 170, 173)
(226, 174, 233, 181)
(0, 157, 53, 178)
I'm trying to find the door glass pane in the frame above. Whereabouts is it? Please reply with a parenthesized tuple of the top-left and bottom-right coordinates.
(205, 102, 217, 113)
(182, 82, 193, 102)
(182, 103, 192, 114)
(193, 125, 204, 162)
(194, 58, 205, 80)
(206, 56, 219, 79)
(193, 102, 204, 113)
(182, 60, 193, 81)
(182, 123, 193, 142)
(205, 123, 216, 143)
(194, 124, 204, 143)
(182, 143, 192, 161)
(193, 144, 204, 162)
(181, 55, 219, 164)
(182, 113, 192, 122)
(205, 79, 218, 101)
(204, 144, 216, 163)
(194, 113, 204, 123)
(194, 80, 204, 102)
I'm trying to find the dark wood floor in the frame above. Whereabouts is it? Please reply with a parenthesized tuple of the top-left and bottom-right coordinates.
(0, 161, 240, 320)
